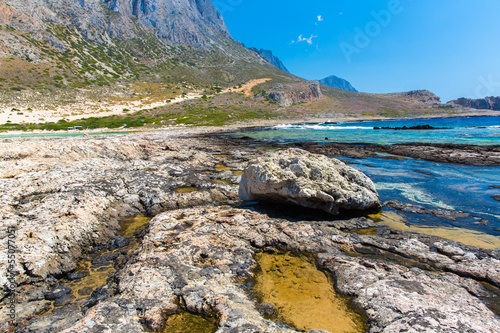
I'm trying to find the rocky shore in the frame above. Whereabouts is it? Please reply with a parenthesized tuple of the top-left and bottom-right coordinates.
(1, 129, 499, 332)
(289, 141, 500, 166)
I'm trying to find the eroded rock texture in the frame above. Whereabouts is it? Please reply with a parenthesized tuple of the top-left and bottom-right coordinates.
(239, 148, 381, 215)
(268, 82, 322, 106)
(54, 206, 500, 333)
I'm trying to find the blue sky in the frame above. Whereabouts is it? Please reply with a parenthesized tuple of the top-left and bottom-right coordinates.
(214, 0, 500, 102)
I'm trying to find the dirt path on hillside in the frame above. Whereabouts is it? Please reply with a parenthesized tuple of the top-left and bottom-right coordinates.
(0, 78, 272, 124)
(222, 78, 272, 97)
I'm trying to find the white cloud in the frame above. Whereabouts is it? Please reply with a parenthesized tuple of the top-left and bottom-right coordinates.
(317, 15, 323, 22)
(291, 34, 317, 45)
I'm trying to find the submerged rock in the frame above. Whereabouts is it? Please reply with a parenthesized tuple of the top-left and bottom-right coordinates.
(239, 148, 381, 215)
(384, 200, 472, 220)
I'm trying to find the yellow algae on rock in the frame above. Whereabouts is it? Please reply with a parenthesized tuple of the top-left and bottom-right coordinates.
(215, 163, 233, 171)
(162, 311, 217, 333)
(253, 252, 367, 333)
(174, 186, 200, 194)
(370, 211, 500, 250)
(120, 214, 152, 238)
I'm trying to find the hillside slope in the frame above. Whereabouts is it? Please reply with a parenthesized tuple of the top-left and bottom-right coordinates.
(0, 0, 302, 111)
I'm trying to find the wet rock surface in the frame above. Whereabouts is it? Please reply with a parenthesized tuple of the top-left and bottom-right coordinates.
(292, 141, 500, 166)
(0, 130, 252, 330)
(53, 207, 499, 332)
(0, 130, 499, 332)
(384, 200, 473, 221)
(268, 81, 322, 106)
(239, 148, 381, 215)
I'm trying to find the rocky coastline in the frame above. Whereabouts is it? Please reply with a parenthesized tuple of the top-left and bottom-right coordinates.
(288, 141, 500, 166)
(1, 128, 499, 332)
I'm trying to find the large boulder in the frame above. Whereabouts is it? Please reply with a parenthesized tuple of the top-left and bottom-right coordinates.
(239, 149, 381, 215)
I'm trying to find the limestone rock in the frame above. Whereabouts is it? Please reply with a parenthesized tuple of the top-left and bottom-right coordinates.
(1, 0, 230, 49)
(448, 96, 500, 111)
(239, 148, 381, 215)
(59, 206, 500, 333)
(268, 81, 322, 106)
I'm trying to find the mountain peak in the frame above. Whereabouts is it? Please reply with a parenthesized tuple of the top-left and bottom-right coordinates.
(318, 75, 357, 92)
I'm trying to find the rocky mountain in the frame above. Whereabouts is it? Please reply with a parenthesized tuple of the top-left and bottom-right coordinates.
(447, 97, 500, 111)
(249, 47, 289, 72)
(0, 0, 305, 111)
(0, 0, 230, 50)
(385, 90, 441, 104)
(267, 81, 322, 106)
(318, 75, 357, 92)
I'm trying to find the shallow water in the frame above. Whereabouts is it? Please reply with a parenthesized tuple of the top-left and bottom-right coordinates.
(370, 211, 500, 250)
(342, 156, 500, 236)
(253, 251, 367, 333)
(161, 311, 217, 333)
(231, 116, 500, 242)
(45, 214, 151, 313)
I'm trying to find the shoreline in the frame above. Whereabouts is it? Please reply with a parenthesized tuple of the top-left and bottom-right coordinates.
(0, 109, 498, 137)
(1, 125, 499, 332)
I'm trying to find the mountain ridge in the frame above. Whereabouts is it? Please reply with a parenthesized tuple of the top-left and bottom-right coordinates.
(248, 47, 289, 73)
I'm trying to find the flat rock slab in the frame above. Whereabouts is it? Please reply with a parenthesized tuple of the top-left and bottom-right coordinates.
(57, 206, 500, 333)
(239, 148, 381, 215)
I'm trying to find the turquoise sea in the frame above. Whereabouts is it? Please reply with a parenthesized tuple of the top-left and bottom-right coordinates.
(234, 116, 500, 240)
(246, 116, 500, 145)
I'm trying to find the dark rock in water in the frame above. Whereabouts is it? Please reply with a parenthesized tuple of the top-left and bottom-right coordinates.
(43, 285, 71, 300)
(476, 219, 490, 226)
(239, 148, 381, 215)
(53, 294, 76, 307)
(413, 169, 434, 176)
(84, 284, 115, 309)
(492, 195, 500, 202)
(297, 142, 500, 166)
(256, 302, 276, 317)
(92, 251, 120, 265)
(373, 125, 447, 130)
(384, 200, 471, 221)
(489, 185, 500, 189)
(108, 236, 130, 250)
(67, 272, 88, 281)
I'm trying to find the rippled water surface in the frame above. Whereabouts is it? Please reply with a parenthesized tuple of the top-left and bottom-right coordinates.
(233, 116, 500, 240)
(239, 116, 500, 145)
